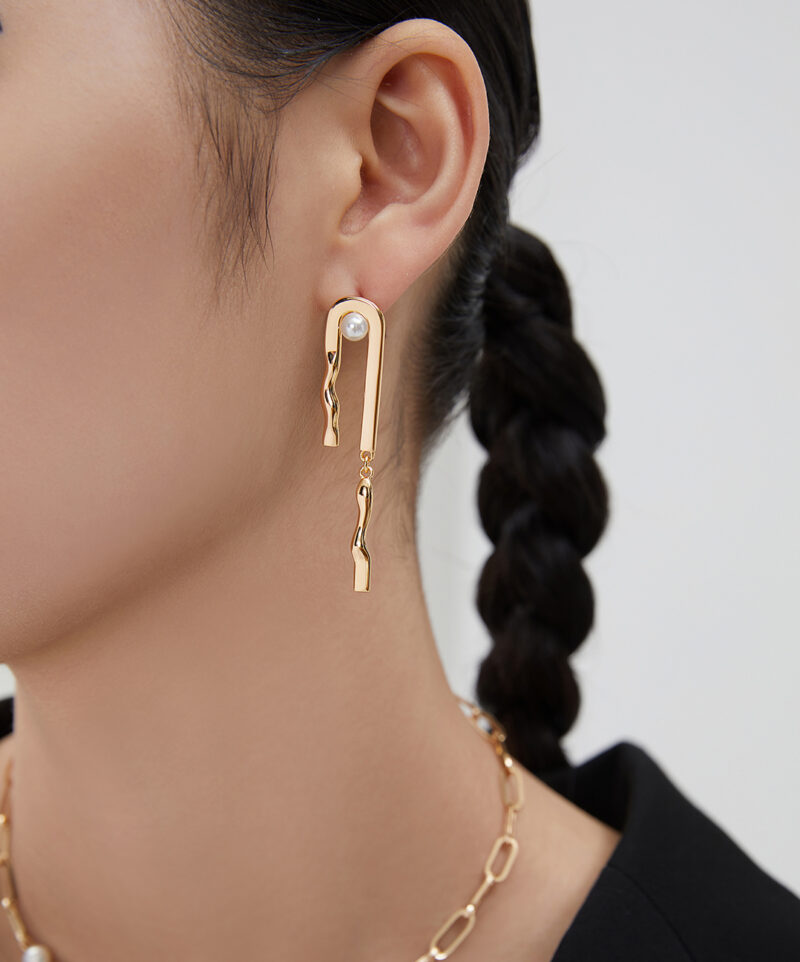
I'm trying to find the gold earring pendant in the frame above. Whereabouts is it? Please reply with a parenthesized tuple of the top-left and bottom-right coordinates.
(321, 296, 386, 592)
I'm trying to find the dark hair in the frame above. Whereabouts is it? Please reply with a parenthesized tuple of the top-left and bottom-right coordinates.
(164, 0, 609, 774)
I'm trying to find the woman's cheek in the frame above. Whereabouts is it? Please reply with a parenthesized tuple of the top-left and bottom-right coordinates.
(0, 24, 229, 654)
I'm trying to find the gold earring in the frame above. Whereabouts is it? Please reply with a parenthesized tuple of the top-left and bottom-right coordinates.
(321, 296, 386, 592)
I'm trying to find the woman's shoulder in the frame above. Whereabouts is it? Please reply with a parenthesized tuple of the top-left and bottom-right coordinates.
(541, 740, 800, 960)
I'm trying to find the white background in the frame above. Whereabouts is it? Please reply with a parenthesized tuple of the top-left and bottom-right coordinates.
(1, 0, 798, 898)
(417, 0, 800, 895)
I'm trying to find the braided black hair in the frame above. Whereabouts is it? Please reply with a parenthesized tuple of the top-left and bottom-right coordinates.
(470, 226, 609, 772)
(164, 0, 610, 774)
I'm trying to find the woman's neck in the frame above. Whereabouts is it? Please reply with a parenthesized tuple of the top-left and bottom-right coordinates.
(0, 472, 624, 962)
(0, 497, 556, 962)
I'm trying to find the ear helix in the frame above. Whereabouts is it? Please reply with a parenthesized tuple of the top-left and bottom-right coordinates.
(321, 296, 386, 591)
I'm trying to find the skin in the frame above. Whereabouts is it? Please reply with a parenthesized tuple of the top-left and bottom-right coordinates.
(0, 2, 621, 961)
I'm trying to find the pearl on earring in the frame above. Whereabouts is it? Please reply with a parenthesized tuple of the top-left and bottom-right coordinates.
(341, 311, 369, 341)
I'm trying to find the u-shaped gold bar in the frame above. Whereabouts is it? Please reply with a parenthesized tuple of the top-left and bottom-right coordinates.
(321, 297, 386, 591)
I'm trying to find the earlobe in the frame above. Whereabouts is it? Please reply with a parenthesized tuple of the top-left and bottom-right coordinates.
(318, 18, 490, 312)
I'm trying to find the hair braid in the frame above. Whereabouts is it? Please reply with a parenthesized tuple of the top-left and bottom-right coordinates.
(468, 224, 610, 774)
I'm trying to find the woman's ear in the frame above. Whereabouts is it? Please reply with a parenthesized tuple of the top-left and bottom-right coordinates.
(289, 18, 490, 313)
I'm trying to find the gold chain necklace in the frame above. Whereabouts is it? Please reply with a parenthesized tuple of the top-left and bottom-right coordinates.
(0, 694, 524, 962)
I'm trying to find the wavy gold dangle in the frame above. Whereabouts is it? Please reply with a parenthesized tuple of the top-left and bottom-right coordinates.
(321, 296, 386, 591)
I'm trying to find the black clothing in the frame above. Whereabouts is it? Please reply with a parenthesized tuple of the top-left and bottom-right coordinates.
(540, 739, 800, 960)
(0, 695, 798, 959)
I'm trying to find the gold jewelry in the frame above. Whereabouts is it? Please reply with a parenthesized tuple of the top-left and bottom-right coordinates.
(0, 694, 523, 962)
(0, 789, 51, 962)
(321, 296, 386, 592)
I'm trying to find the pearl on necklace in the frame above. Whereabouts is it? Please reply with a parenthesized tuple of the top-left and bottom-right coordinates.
(22, 947, 53, 962)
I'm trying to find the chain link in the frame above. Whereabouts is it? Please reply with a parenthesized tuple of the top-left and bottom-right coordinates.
(0, 756, 41, 956)
(0, 694, 523, 962)
(359, 449, 374, 480)
(411, 696, 525, 961)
